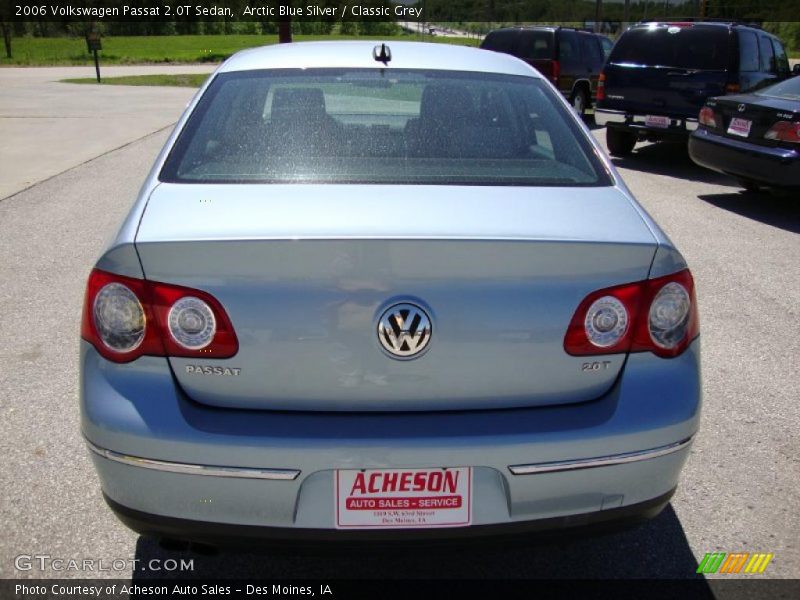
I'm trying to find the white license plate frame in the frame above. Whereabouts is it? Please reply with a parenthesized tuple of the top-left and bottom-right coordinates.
(727, 117, 752, 138)
(335, 467, 472, 529)
(645, 115, 671, 129)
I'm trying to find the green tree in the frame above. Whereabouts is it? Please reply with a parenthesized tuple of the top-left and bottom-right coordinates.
(0, 16, 10, 58)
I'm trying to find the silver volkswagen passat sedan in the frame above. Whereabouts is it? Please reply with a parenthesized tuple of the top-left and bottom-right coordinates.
(81, 41, 700, 544)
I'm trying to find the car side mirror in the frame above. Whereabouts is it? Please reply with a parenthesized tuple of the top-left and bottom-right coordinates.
(794, 63, 800, 76)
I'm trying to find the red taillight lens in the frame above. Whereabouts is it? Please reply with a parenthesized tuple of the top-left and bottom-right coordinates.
(698, 106, 718, 128)
(81, 269, 238, 363)
(725, 83, 741, 94)
(764, 121, 800, 143)
(597, 71, 606, 102)
(552, 60, 561, 86)
(564, 269, 699, 359)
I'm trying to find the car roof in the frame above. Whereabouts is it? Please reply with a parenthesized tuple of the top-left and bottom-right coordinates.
(631, 21, 770, 34)
(218, 41, 539, 78)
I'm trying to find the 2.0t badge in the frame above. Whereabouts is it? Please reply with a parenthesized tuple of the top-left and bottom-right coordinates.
(377, 302, 432, 359)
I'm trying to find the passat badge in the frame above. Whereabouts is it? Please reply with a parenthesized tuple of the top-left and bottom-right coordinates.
(185, 365, 241, 376)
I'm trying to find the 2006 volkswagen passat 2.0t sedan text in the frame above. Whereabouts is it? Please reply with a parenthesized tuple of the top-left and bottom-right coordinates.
(80, 42, 701, 544)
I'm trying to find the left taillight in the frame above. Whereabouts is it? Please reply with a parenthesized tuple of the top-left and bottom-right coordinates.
(564, 269, 699, 359)
(81, 269, 238, 363)
(698, 106, 719, 129)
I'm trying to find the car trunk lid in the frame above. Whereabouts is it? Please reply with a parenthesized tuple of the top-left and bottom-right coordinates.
(710, 93, 800, 148)
(136, 183, 658, 412)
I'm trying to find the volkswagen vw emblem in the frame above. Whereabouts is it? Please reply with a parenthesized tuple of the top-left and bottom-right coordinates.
(377, 303, 432, 359)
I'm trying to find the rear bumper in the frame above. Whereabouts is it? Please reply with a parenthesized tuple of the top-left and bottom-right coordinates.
(81, 338, 701, 539)
(689, 128, 800, 187)
(596, 109, 698, 137)
(104, 487, 676, 547)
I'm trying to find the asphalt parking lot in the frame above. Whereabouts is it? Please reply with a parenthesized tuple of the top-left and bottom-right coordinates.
(0, 67, 798, 581)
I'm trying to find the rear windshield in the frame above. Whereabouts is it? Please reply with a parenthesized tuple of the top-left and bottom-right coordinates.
(516, 31, 555, 61)
(757, 76, 800, 100)
(609, 26, 731, 70)
(160, 69, 609, 187)
(481, 30, 519, 53)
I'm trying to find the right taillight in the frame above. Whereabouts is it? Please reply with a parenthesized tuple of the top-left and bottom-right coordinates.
(552, 59, 561, 86)
(564, 269, 699, 359)
(597, 71, 606, 102)
(764, 121, 800, 144)
(698, 106, 719, 129)
(81, 268, 238, 363)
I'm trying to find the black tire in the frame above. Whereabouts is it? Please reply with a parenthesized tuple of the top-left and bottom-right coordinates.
(606, 128, 637, 157)
(570, 87, 589, 118)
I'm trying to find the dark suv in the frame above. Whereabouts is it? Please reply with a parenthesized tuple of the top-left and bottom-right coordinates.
(481, 26, 610, 117)
(595, 21, 792, 156)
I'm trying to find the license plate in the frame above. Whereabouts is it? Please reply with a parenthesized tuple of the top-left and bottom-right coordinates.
(335, 467, 472, 529)
(645, 115, 671, 128)
(727, 117, 752, 137)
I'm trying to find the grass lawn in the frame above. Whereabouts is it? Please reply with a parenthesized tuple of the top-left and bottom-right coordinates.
(62, 73, 210, 87)
(1, 34, 480, 66)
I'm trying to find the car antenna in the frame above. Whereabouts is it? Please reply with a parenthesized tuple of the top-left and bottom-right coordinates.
(373, 43, 391, 65)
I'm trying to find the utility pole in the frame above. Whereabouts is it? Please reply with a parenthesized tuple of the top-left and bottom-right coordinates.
(595, 0, 603, 33)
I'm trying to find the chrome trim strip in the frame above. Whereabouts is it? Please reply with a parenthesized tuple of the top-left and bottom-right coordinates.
(85, 440, 300, 481)
(508, 437, 693, 475)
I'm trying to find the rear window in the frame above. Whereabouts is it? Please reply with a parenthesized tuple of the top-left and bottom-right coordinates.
(609, 25, 731, 70)
(757, 76, 800, 100)
(481, 31, 519, 54)
(161, 69, 609, 187)
(516, 31, 555, 60)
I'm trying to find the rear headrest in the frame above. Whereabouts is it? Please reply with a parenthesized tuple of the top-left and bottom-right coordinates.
(271, 87, 327, 121)
(419, 84, 475, 124)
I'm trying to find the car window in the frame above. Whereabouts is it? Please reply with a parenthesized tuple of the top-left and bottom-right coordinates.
(481, 31, 519, 54)
(756, 75, 800, 100)
(558, 31, 580, 65)
(516, 31, 554, 61)
(738, 30, 760, 72)
(161, 69, 609, 187)
(771, 38, 790, 75)
(580, 35, 604, 69)
(758, 35, 775, 73)
(598, 36, 614, 58)
(609, 26, 731, 70)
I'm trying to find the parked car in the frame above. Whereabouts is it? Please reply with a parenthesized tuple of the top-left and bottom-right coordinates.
(689, 75, 800, 191)
(596, 21, 793, 156)
(481, 26, 611, 117)
(81, 41, 701, 546)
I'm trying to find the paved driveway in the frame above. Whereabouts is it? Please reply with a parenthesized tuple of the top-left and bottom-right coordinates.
(0, 66, 214, 200)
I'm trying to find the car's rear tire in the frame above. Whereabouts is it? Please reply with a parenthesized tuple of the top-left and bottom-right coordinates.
(571, 87, 589, 118)
(607, 128, 637, 157)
